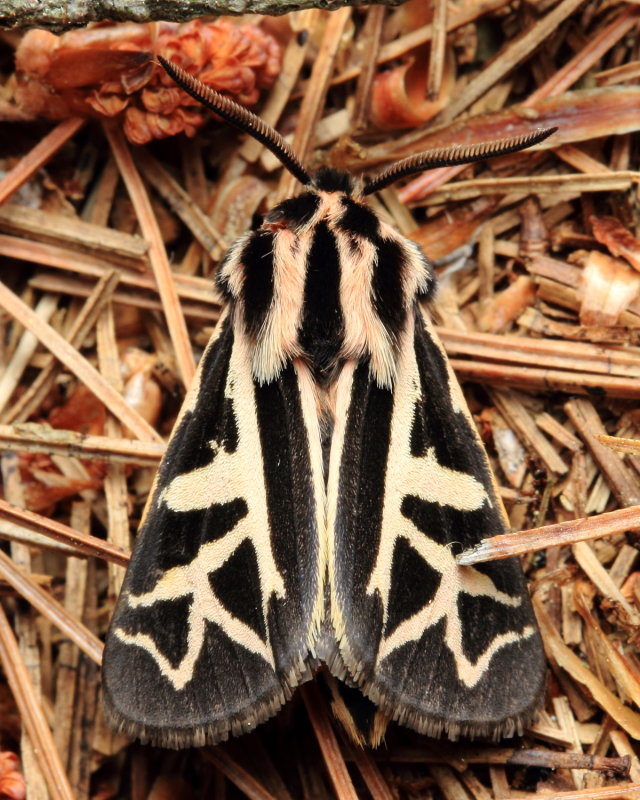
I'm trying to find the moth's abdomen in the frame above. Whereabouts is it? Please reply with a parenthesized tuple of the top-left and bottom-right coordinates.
(217, 186, 436, 387)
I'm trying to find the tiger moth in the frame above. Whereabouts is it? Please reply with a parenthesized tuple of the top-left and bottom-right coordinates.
(102, 56, 554, 749)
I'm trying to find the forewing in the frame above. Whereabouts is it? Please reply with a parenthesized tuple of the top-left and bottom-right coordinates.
(103, 314, 323, 747)
(328, 307, 545, 739)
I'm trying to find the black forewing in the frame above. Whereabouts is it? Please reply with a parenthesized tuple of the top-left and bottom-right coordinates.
(330, 308, 545, 739)
(103, 315, 321, 748)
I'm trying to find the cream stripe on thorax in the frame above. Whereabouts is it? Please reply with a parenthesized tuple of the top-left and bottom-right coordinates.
(252, 227, 312, 384)
(334, 227, 397, 389)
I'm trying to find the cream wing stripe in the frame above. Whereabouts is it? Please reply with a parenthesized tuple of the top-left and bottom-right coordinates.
(367, 317, 534, 685)
(293, 359, 328, 648)
(367, 317, 489, 617)
(326, 359, 358, 648)
(114, 327, 285, 687)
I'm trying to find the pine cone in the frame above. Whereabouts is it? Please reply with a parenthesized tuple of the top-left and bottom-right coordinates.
(14, 20, 282, 144)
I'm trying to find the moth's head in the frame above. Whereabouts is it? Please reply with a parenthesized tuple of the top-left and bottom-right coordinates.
(311, 166, 357, 197)
(157, 56, 556, 200)
(261, 167, 363, 231)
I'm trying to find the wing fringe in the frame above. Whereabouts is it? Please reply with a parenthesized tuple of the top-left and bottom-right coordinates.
(342, 655, 544, 741)
(103, 661, 314, 749)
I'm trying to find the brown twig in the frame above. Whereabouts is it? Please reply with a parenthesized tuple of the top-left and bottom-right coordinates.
(0, 118, 85, 205)
(103, 121, 196, 386)
(97, 302, 132, 599)
(372, 746, 630, 775)
(493, 783, 640, 800)
(597, 435, 640, 456)
(439, 328, 640, 378)
(398, 14, 640, 204)
(0, 279, 162, 442)
(301, 682, 360, 800)
(348, 745, 395, 800)
(330, 0, 510, 87)
(0, 549, 103, 664)
(526, 8, 640, 106)
(458, 503, 640, 566)
(534, 595, 640, 739)
(202, 747, 278, 800)
(0, 498, 130, 565)
(0, 202, 149, 269)
(450, 360, 640, 399)
(3, 270, 121, 425)
(0, 230, 220, 308)
(0, 423, 164, 465)
(351, 6, 386, 131)
(0, 603, 74, 800)
(134, 148, 225, 254)
(420, 173, 640, 205)
(426, 0, 447, 100)
(438, 0, 587, 123)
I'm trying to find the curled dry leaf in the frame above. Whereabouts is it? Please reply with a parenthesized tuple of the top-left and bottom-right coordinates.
(476, 275, 537, 334)
(14, 382, 109, 512)
(47, 383, 107, 438)
(121, 348, 163, 429)
(409, 196, 501, 261)
(0, 752, 25, 800)
(20, 458, 101, 512)
(370, 50, 456, 129)
(0, 774, 25, 800)
(351, 86, 640, 170)
(577, 251, 640, 326)
(369, 0, 455, 129)
(13, 19, 282, 144)
(0, 770, 27, 800)
(590, 215, 640, 273)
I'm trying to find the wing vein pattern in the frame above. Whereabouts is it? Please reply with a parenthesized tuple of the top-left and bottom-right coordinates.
(103, 170, 544, 748)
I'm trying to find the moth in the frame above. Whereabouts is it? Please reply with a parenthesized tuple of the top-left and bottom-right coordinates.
(103, 56, 554, 749)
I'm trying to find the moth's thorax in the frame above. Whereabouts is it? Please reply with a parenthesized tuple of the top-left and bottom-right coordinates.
(217, 172, 435, 388)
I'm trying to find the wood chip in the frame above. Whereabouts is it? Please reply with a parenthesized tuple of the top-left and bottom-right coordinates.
(533, 595, 640, 739)
(565, 399, 640, 507)
(491, 389, 568, 475)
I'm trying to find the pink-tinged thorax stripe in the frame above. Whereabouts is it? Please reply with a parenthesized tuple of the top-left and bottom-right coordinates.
(220, 188, 432, 389)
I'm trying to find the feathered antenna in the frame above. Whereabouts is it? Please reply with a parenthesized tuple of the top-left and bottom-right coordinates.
(158, 56, 312, 187)
(159, 56, 555, 196)
(363, 128, 556, 195)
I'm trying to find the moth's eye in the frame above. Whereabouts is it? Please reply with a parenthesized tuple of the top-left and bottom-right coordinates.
(263, 208, 285, 224)
(251, 212, 264, 230)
